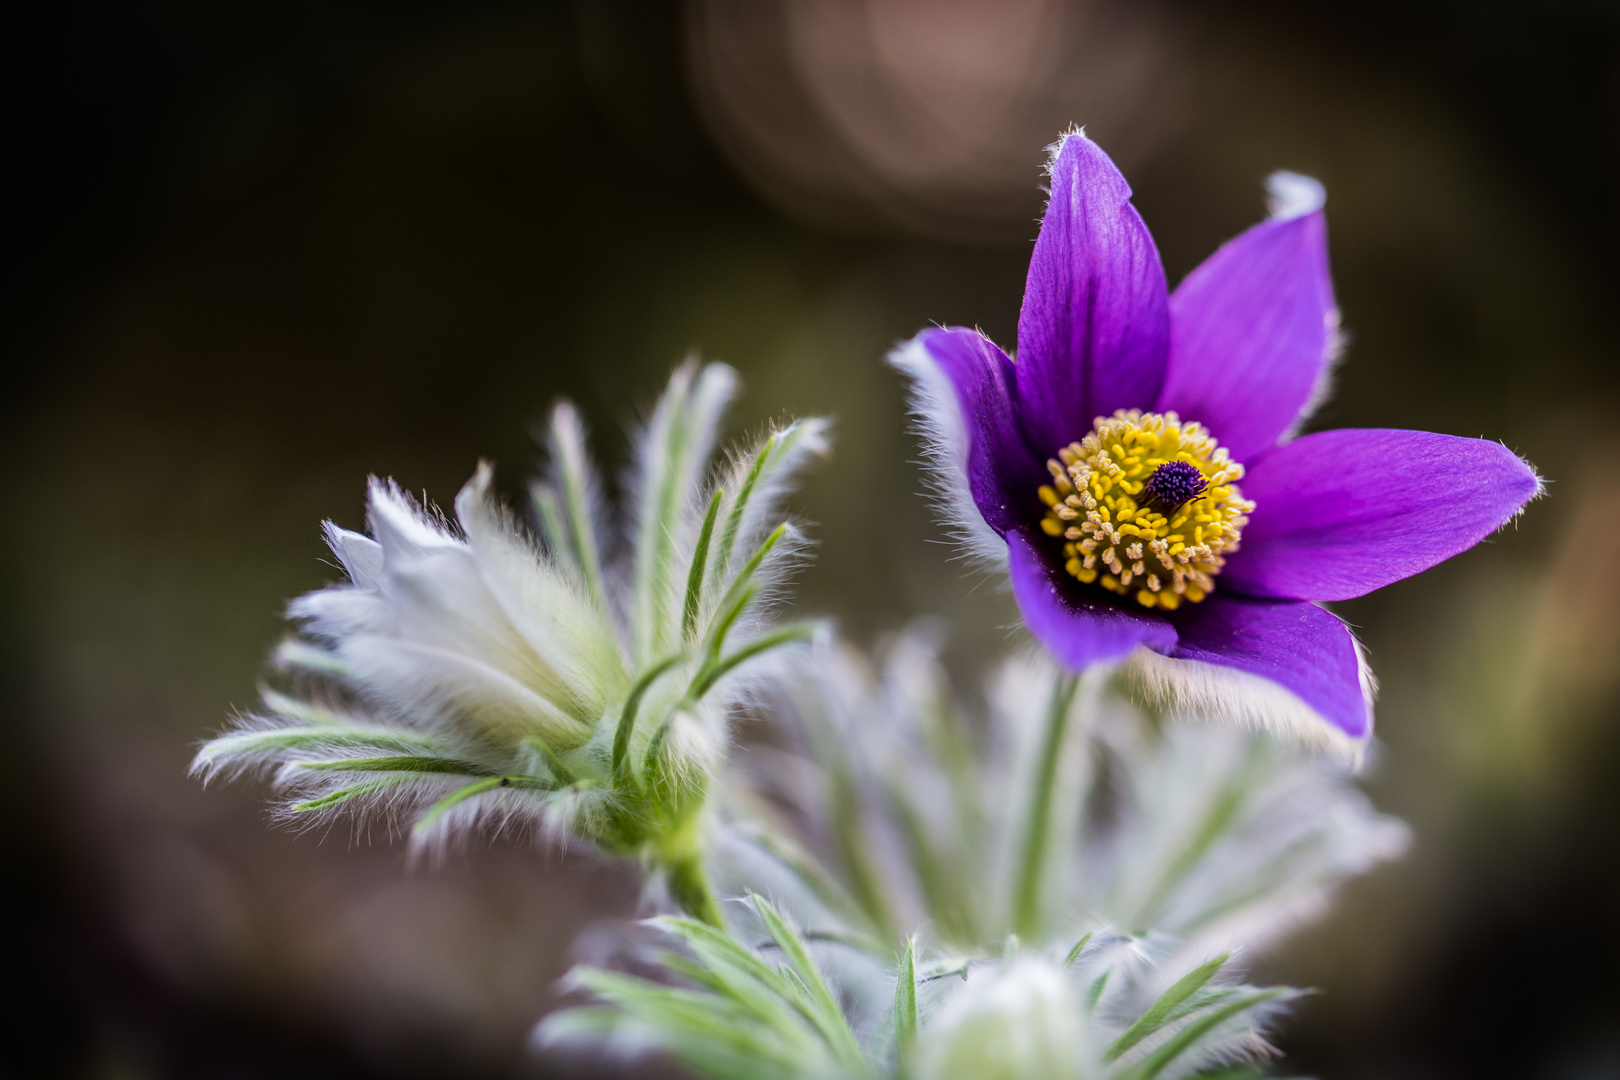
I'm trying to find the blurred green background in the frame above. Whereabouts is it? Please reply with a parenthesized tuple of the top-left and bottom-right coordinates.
(5, 1, 1617, 1077)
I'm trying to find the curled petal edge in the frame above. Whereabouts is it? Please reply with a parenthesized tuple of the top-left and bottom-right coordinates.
(1119, 641, 1376, 764)
(1265, 170, 1326, 221)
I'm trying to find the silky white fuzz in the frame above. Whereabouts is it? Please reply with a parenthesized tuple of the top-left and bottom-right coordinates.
(888, 336, 1009, 570)
(543, 900, 1298, 1080)
(736, 626, 1404, 973)
(195, 362, 827, 882)
(532, 400, 611, 608)
(1121, 643, 1375, 762)
(627, 359, 738, 664)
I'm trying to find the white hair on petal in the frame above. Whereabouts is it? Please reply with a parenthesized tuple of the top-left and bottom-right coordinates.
(197, 358, 829, 890)
(888, 336, 1008, 570)
(321, 523, 384, 588)
(286, 586, 389, 640)
(364, 476, 463, 557)
(626, 358, 741, 663)
(405, 783, 604, 865)
(269, 638, 350, 677)
(1039, 124, 1087, 199)
(1354, 633, 1380, 724)
(626, 360, 739, 552)
(337, 635, 592, 748)
(1121, 646, 1372, 765)
(1280, 303, 1346, 444)
(270, 772, 436, 842)
(456, 461, 626, 714)
(1500, 447, 1549, 519)
(543, 401, 611, 553)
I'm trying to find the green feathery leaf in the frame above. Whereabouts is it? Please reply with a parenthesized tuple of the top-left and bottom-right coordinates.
(569, 967, 820, 1080)
(550, 403, 609, 608)
(299, 755, 493, 776)
(1106, 953, 1231, 1061)
(684, 490, 724, 642)
(1113, 988, 1289, 1080)
(613, 654, 685, 787)
(661, 918, 817, 1032)
(1086, 969, 1111, 1010)
(1063, 930, 1095, 967)
(203, 726, 448, 760)
(893, 937, 918, 1064)
(690, 623, 815, 700)
(716, 433, 774, 574)
(530, 483, 577, 577)
(632, 363, 735, 664)
(523, 735, 577, 785)
(702, 522, 788, 657)
(751, 897, 867, 1072)
(414, 774, 556, 833)
(290, 777, 411, 812)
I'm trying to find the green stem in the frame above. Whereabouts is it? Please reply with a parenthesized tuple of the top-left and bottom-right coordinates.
(665, 850, 725, 929)
(1012, 671, 1080, 938)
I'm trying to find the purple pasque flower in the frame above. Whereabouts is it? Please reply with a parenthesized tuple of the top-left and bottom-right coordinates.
(892, 130, 1540, 749)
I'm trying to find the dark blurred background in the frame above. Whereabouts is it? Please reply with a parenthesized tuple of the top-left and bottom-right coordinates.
(4, 1, 1617, 1077)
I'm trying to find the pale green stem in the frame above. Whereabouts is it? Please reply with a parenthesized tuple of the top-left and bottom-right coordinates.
(664, 850, 724, 929)
(1012, 671, 1080, 939)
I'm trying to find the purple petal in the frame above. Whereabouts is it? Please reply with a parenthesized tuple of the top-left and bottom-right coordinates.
(1168, 595, 1371, 741)
(1008, 529, 1175, 669)
(914, 327, 1048, 534)
(1159, 176, 1336, 463)
(1224, 429, 1541, 601)
(1015, 131, 1170, 453)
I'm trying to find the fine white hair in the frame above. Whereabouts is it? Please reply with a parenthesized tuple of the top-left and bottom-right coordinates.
(888, 335, 1009, 570)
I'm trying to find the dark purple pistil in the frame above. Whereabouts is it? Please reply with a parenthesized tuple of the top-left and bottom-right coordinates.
(1141, 460, 1207, 509)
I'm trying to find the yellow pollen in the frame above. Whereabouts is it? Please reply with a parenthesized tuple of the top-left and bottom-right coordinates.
(1039, 409, 1253, 605)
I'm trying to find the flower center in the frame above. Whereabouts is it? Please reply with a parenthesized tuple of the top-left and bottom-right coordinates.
(1038, 410, 1253, 610)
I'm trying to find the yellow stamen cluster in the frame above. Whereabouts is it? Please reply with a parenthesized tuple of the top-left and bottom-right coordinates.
(1038, 410, 1253, 610)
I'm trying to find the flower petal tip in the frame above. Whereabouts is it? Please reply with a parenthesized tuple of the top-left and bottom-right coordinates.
(1043, 124, 1089, 165)
(1506, 448, 1549, 516)
(365, 475, 461, 557)
(1122, 645, 1374, 763)
(1265, 171, 1326, 220)
(458, 457, 503, 502)
(1229, 431, 1544, 601)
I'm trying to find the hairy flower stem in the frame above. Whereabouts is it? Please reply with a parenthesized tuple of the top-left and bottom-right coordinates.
(1013, 672, 1080, 938)
(665, 851, 725, 928)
